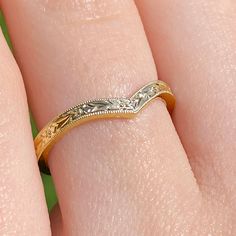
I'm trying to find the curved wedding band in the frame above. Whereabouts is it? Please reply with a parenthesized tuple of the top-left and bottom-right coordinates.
(34, 80, 175, 174)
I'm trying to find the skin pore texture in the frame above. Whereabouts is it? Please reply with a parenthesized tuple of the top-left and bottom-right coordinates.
(0, 0, 235, 235)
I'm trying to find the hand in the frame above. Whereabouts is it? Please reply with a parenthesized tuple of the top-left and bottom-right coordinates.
(0, 1, 235, 235)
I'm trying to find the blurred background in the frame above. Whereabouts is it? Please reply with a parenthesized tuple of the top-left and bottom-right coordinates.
(0, 11, 57, 212)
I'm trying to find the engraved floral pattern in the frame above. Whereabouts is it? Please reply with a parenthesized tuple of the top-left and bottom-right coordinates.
(35, 81, 171, 161)
(131, 84, 159, 110)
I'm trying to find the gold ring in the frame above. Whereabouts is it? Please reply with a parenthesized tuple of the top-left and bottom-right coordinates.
(34, 80, 175, 174)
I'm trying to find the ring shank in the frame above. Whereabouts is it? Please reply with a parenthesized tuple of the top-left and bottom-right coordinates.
(34, 80, 175, 174)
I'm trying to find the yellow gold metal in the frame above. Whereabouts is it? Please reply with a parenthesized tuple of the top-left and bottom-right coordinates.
(34, 80, 175, 174)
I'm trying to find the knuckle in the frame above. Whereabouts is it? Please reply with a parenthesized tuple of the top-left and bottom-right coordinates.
(36, 0, 132, 23)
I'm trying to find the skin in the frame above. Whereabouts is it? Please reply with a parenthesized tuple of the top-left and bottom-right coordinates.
(0, 0, 235, 235)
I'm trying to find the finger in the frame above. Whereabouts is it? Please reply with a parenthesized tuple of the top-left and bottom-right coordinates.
(0, 31, 50, 235)
(50, 204, 62, 236)
(1, 1, 200, 235)
(135, 1, 236, 199)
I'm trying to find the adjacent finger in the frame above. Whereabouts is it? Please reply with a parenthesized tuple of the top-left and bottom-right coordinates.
(1, 1, 200, 235)
(0, 31, 50, 235)
(135, 0, 236, 201)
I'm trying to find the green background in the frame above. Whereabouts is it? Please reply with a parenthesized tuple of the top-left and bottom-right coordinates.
(0, 12, 58, 211)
